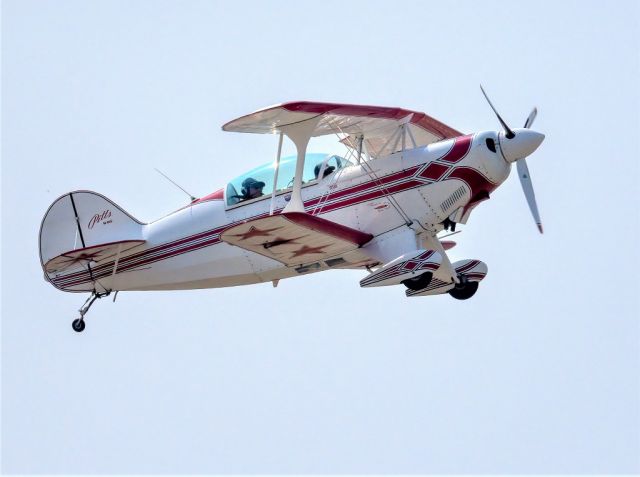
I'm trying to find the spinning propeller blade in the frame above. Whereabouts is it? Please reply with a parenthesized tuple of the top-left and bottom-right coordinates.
(516, 159, 543, 233)
(480, 84, 515, 139)
(519, 106, 543, 233)
(524, 107, 537, 129)
(480, 87, 544, 234)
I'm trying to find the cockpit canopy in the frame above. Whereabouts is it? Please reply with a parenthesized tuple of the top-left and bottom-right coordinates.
(226, 153, 351, 206)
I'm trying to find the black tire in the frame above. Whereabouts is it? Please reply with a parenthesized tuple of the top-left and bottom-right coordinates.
(72, 318, 86, 333)
(402, 272, 433, 291)
(448, 280, 479, 300)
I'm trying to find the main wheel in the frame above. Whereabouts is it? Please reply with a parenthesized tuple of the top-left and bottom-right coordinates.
(72, 318, 86, 333)
(448, 280, 479, 300)
(402, 272, 433, 291)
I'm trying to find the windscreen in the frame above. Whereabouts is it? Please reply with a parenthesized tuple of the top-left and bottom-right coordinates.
(226, 153, 350, 206)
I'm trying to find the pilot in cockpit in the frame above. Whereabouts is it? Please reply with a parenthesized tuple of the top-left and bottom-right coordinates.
(314, 163, 336, 179)
(241, 177, 265, 200)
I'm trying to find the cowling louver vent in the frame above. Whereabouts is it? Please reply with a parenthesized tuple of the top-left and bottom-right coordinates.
(441, 186, 466, 212)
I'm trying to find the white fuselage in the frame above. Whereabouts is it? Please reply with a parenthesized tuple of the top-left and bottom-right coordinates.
(52, 131, 511, 292)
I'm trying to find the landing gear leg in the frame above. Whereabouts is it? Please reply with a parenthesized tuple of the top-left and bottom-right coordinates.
(442, 218, 457, 232)
(72, 290, 110, 332)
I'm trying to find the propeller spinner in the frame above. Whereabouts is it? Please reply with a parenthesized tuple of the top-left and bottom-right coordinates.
(480, 85, 545, 234)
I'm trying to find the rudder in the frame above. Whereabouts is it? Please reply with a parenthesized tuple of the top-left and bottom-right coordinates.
(39, 191, 145, 286)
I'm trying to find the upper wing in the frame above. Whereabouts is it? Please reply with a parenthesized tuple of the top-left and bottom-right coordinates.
(222, 101, 462, 158)
(220, 212, 373, 267)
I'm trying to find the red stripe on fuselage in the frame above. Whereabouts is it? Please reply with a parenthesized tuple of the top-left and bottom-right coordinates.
(419, 163, 450, 181)
(445, 167, 497, 198)
(305, 165, 421, 207)
(439, 135, 473, 163)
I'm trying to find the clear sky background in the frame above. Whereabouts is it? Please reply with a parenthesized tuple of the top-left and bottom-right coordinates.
(2, 0, 639, 473)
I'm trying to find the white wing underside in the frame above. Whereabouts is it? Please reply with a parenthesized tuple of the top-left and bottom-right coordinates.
(223, 101, 462, 158)
(220, 212, 373, 267)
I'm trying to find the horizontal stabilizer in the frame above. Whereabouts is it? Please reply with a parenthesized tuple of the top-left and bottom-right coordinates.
(220, 212, 372, 266)
(44, 240, 145, 274)
(360, 249, 442, 288)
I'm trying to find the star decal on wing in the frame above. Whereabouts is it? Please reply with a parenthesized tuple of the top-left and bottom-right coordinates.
(60, 250, 103, 263)
(263, 236, 305, 250)
(220, 212, 373, 267)
(47, 250, 104, 273)
(289, 244, 330, 259)
(229, 226, 282, 241)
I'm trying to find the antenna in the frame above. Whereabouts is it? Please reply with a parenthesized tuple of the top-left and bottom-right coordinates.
(154, 168, 197, 202)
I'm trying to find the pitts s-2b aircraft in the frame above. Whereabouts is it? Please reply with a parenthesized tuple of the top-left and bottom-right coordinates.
(39, 87, 545, 332)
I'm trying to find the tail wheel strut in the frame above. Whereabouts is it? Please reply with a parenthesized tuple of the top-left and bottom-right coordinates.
(72, 290, 110, 332)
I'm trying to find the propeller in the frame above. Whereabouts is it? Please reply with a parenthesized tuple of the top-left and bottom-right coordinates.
(480, 85, 515, 139)
(523, 107, 537, 129)
(480, 85, 544, 234)
(518, 108, 543, 233)
(516, 152, 543, 233)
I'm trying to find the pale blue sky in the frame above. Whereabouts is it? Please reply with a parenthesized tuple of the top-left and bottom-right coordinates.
(2, 0, 639, 473)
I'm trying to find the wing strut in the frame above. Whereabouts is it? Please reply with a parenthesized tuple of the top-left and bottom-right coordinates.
(269, 132, 284, 215)
(360, 139, 413, 226)
(282, 116, 322, 213)
(110, 243, 123, 289)
(356, 134, 364, 164)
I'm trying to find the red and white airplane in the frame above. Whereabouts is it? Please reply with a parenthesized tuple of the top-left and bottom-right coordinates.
(39, 87, 545, 332)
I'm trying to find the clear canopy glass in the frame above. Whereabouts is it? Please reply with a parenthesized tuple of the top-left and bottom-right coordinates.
(226, 153, 351, 206)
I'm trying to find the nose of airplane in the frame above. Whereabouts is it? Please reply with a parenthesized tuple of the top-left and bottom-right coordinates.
(499, 128, 545, 163)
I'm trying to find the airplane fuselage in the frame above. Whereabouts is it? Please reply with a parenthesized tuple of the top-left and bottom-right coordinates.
(49, 131, 511, 293)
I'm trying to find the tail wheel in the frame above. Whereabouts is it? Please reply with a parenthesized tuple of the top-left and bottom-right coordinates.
(72, 318, 86, 333)
(448, 278, 479, 300)
(402, 272, 433, 291)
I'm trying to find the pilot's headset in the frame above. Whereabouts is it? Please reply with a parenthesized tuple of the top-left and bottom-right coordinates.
(241, 177, 265, 197)
(314, 163, 335, 179)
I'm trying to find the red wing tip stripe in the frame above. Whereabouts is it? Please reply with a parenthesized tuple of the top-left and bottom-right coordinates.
(282, 212, 372, 246)
(455, 260, 480, 273)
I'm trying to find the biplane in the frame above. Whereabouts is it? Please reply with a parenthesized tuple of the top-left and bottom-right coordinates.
(39, 87, 545, 332)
